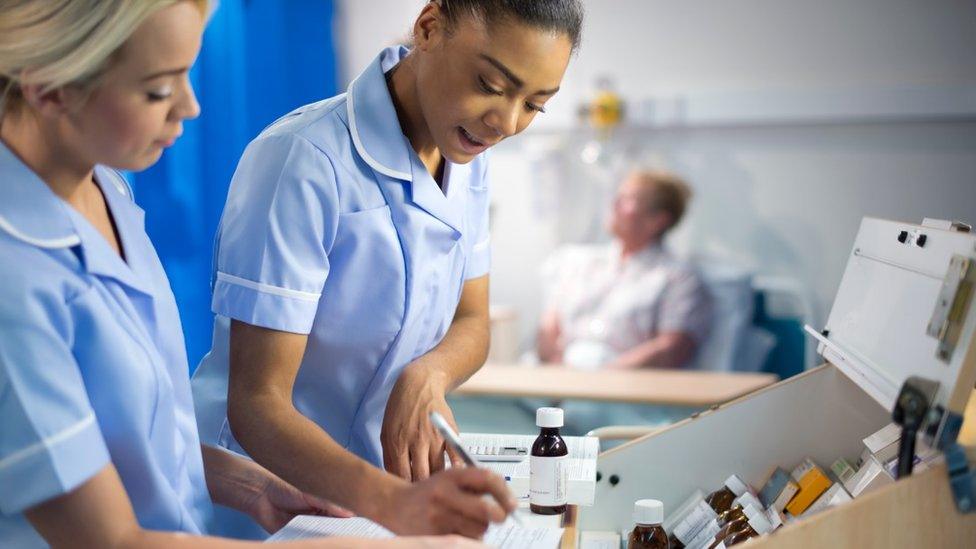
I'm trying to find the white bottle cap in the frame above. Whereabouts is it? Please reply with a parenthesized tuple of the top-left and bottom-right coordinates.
(735, 492, 761, 511)
(742, 504, 764, 521)
(743, 504, 773, 535)
(633, 499, 664, 525)
(536, 407, 564, 428)
(724, 475, 749, 497)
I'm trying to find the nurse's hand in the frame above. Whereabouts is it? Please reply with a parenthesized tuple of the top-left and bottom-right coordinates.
(379, 467, 516, 538)
(201, 443, 353, 533)
(249, 470, 354, 533)
(382, 361, 463, 480)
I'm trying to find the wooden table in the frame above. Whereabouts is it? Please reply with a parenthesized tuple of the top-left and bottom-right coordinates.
(454, 363, 779, 407)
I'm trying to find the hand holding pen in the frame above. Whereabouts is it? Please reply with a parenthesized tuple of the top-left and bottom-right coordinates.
(430, 411, 525, 526)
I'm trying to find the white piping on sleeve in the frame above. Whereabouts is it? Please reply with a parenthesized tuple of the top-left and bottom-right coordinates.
(0, 413, 97, 472)
(215, 271, 321, 302)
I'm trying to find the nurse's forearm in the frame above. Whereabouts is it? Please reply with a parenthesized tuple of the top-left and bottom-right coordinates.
(200, 443, 284, 519)
(25, 464, 371, 549)
(226, 321, 409, 523)
(419, 275, 491, 389)
(422, 312, 490, 390)
(229, 389, 407, 522)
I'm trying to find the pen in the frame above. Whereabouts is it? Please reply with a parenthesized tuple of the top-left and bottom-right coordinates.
(430, 411, 525, 526)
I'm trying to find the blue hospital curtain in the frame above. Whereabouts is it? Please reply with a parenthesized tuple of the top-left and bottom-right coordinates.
(131, 0, 338, 371)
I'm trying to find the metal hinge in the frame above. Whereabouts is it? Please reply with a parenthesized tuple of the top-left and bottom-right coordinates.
(927, 255, 975, 363)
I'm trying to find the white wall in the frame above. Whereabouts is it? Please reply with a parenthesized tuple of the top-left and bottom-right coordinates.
(333, 0, 423, 82)
(336, 0, 976, 347)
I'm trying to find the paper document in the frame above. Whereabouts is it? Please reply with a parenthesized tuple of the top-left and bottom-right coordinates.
(462, 433, 599, 505)
(483, 521, 564, 548)
(267, 517, 392, 541)
(266, 515, 563, 548)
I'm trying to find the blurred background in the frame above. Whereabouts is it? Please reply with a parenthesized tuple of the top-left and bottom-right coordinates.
(132, 0, 976, 413)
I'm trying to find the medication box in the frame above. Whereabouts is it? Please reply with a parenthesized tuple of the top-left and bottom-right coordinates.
(571, 218, 976, 548)
(758, 468, 798, 512)
(784, 466, 832, 517)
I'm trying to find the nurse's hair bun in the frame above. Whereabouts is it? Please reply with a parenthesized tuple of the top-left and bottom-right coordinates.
(433, 0, 585, 52)
(0, 0, 210, 116)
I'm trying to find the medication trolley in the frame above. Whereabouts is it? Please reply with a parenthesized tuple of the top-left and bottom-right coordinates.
(572, 217, 976, 548)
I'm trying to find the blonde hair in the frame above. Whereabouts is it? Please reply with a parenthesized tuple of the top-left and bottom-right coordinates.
(629, 170, 693, 232)
(0, 0, 210, 116)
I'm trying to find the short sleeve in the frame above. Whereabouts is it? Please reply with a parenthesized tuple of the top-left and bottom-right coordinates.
(0, 277, 109, 515)
(212, 133, 340, 334)
(658, 268, 714, 344)
(463, 157, 491, 280)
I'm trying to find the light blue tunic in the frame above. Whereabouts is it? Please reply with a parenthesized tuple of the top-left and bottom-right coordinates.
(0, 142, 213, 546)
(192, 45, 491, 470)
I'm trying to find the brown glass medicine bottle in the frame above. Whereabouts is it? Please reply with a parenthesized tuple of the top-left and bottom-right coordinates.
(714, 492, 761, 531)
(669, 475, 749, 548)
(705, 475, 749, 515)
(529, 407, 568, 515)
(628, 499, 669, 549)
(708, 504, 773, 548)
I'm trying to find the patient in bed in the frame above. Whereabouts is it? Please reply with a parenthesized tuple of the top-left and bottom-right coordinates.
(537, 170, 713, 370)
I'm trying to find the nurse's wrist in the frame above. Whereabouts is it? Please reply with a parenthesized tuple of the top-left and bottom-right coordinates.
(427, 367, 452, 393)
(402, 359, 451, 394)
(362, 473, 410, 527)
(200, 444, 265, 513)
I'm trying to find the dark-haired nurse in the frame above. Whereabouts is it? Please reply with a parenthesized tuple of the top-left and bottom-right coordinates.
(191, 0, 584, 540)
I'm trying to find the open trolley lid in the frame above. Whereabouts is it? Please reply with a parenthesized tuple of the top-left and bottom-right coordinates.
(809, 217, 976, 415)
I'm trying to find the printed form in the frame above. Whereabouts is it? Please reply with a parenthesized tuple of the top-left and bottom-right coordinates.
(266, 515, 563, 548)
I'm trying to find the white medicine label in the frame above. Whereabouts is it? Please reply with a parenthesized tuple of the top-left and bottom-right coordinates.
(530, 454, 567, 506)
(672, 500, 718, 543)
(688, 518, 722, 548)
